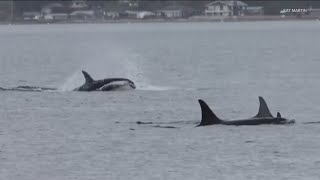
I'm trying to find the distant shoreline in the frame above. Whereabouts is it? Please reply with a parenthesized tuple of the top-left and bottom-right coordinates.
(1, 15, 319, 25)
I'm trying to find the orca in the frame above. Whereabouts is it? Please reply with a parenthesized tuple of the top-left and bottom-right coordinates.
(197, 96, 295, 126)
(74, 70, 136, 91)
(0, 86, 57, 92)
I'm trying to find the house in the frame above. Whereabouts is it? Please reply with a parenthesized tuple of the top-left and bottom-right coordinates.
(205, 0, 248, 17)
(124, 10, 139, 18)
(121, 11, 155, 19)
(41, 3, 69, 21)
(41, 3, 66, 15)
(22, 11, 41, 20)
(69, 0, 88, 9)
(136, 11, 155, 19)
(106, 11, 120, 19)
(103, 4, 133, 19)
(157, 5, 195, 18)
(43, 13, 68, 21)
(70, 10, 95, 20)
(246, 6, 264, 15)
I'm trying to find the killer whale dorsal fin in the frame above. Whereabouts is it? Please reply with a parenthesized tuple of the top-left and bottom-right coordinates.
(197, 99, 222, 126)
(82, 70, 94, 84)
(254, 96, 273, 118)
(277, 112, 281, 118)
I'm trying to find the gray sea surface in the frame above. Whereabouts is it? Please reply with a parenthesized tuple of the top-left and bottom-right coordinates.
(1, 21, 320, 180)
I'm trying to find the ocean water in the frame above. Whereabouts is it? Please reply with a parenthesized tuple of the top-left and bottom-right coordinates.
(1, 21, 320, 179)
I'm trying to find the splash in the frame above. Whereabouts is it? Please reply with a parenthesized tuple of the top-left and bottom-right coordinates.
(121, 53, 176, 91)
(59, 71, 83, 91)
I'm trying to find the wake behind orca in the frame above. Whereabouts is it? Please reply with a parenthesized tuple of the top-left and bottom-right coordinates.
(0, 85, 57, 92)
(197, 96, 295, 126)
(73, 70, 136, 91)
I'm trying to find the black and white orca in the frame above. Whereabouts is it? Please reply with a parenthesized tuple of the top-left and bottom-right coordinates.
(74, 70, 136, 91)
(197, 96, 295, 126)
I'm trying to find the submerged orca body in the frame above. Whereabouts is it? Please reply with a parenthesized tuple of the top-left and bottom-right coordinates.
(74, 70, 136, 91)
(0, 86, 57, 92)
(197, 96, 294, 126)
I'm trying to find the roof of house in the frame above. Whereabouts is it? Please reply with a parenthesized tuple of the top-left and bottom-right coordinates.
(206, 1, 248, 7)
(70, 10, 95, 16)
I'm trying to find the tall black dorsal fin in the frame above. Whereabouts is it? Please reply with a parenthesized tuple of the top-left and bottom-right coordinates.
(197, 99, 222, 126)
(254, 96, 273, 118)
(277, 112, 281, 118)
(82, 70, 94, 84)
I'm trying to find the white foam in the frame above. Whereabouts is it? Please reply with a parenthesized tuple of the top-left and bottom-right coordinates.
(137, 83, 175, 91)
